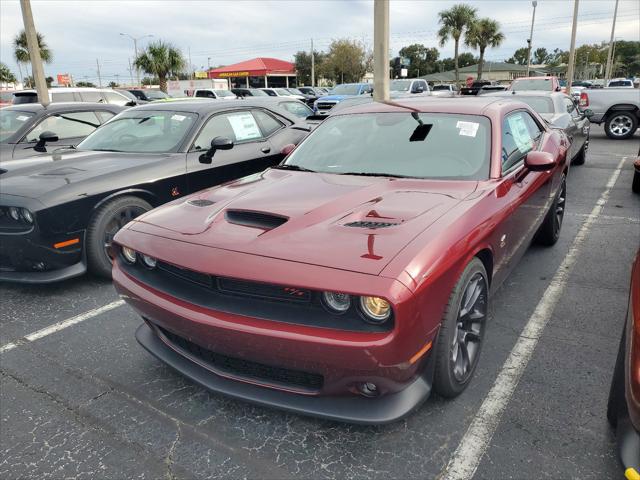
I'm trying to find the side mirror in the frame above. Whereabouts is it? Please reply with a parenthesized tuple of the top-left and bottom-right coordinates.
(199, 136, 234, 164)
(125, 100, 137, 107)
(524, 151, 556, 172)
(34, 131, 59, 152)
(280, 143, 296, 156)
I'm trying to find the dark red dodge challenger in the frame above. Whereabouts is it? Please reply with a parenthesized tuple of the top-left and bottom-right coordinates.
(113, 97, 570, 424)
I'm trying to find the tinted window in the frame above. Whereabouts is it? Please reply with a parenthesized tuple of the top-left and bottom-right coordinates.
(279, 101, 313, 118)
(12, 92, 38, 104)
(128, 90, 145, 100)
(508, 96, 554, 114)
(262, 89, 277, 96)
(51, 92, 77, 102)
(25, 111, 101, 142)
(608, 80, 631, 87)
(502, 111, 537, 171)
(79, 91, 104, 103)
(195, 90, 215, 98)
(192, 111, 262, 150)
(0, 110, 35, 142)
(253, 109, 284, 136)
(284, 113, 491, 180)
(78, 110, 197, 153)
(432, 85, 451, 91)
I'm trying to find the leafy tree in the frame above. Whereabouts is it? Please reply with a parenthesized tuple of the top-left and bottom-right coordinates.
(13, 30, 52, 83)
(397, 44, 439, 77)
(465, 18, 504, 79)
(294, 50, 327, 85)
(506, 47, 529, 65)
(141, 76, 159, 86)
(533, 47, 551, 65)
(108, 81, 119, 88)
(76, 81, 96, 87)
(323, 39, 366, 84)
(134, 40, 185, 93)
(438, 3, 477, 84)
(0, 62, 17, 83)
(612, 40, 640, 77)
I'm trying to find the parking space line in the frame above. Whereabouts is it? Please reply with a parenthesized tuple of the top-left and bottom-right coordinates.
(0, 300, 125, 353)
(440, 156, 627, 480)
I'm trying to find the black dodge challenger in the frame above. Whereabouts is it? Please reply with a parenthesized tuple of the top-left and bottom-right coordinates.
(0, 99, 310, 283)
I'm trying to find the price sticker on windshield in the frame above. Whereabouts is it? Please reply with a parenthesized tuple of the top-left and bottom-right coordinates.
(171, 114, 187, 122)
(16, 115, 30, 121)
(456, 121, 479, 138)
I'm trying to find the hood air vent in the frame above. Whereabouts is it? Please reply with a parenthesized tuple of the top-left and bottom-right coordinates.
(187, 199, 215, 207)
(225, 210, 288, 230)
(344, 221, 399, 229)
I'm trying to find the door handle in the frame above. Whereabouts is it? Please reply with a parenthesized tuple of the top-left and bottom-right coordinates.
(260, 147, 271, 154)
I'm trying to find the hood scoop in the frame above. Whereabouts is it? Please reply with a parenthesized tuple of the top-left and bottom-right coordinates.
(36, 167, 85, 176)
(224, 210, 288, 230)
(344, 221, 400, 229)
(187, 199, 215, 207)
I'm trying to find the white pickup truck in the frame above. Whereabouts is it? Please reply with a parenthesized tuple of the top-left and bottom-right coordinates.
(579, 87, 640, 139)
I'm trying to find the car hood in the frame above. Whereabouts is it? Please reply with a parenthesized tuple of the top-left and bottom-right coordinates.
(130, 169, 477, 275)
(0, 149, 169, 200)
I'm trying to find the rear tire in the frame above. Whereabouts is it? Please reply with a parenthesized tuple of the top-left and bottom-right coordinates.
(604, 112, 638, 140)
(433, 257, 489, 398)
(535, 174, 566, 246)
(86, 196, 152, 278)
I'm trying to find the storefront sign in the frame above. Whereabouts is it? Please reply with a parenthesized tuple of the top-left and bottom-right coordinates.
(217, 71, 250, 78)
(57, 73, 71, 86)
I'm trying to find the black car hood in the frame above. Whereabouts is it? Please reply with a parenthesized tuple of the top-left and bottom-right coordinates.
(0, 149, 175, 202)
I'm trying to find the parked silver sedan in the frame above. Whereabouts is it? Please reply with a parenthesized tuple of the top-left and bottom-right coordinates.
(486, 91, 591, 165)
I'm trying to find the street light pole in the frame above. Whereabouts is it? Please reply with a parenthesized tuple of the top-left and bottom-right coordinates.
(604, 0, 619, 86)
(526, 1, 538, 77)
(120, 33, 153, 88)
(565, 0, 580, 93)
(373, 0, 389, 102)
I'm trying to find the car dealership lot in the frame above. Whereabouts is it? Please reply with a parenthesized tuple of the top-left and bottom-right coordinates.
(1, 126, 638, 479)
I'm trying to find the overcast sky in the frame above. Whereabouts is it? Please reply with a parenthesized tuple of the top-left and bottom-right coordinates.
(1, 0, 638, 84)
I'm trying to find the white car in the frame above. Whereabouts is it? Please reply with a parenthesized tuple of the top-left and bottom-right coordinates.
(193, 89, 237, 100)
(261, 88, 305, 101)
(12, 88, 134, 106)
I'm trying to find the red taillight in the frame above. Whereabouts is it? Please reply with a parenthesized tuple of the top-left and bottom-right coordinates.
(628, 252, 640, 430)
(579, 91, 589, 107)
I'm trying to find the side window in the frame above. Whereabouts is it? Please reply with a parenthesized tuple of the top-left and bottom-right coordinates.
(195, 90, 211, 98)
(103, 91, 127, 106)
(522, 112, 543, 145)
(192, 111, 263, 150)
(502, 111, 535, 172)
(252, 109, 284, 137)
(25, 111, 101, 142)
(79, 91, 103, 103)
(51, 92, 77, 102)
(95, 111, 116, 123)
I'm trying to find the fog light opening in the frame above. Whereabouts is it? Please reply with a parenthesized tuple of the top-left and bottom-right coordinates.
(358, 382, 379, 397)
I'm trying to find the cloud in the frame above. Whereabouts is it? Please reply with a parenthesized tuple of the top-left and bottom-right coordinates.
(1, 0, 637, 83)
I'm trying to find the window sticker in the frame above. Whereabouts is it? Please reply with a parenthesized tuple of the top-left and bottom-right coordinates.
(171, 114, 186, 122)
(456, 120, 479, 137)
(507, 114, 532, 152)
(16, 115, 30, 121)
(227, 113, 261, 141)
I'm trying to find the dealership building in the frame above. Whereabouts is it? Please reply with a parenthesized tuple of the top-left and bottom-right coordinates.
(208, 57, 297, 89)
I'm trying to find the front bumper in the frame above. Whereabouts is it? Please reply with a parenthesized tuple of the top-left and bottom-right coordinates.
(136, 321, 434, 424)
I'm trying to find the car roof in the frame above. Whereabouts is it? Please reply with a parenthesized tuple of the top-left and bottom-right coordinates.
(483, 91, 565, 99)
(126, 97, 302, 117)
(2, 102, 123, 113)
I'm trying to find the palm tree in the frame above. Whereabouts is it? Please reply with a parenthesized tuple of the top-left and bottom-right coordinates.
(13, 30, 52, 86)
(438, 4, 477, 85)
(465, 18, 505, 80)
(134, 41, 185, 93)
(0, 62, 17, 84)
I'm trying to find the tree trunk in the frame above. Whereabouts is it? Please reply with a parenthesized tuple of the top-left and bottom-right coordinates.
(478, 47, 485, 80)
(454, 38, 460, 85)
(159, 74, 167, 93)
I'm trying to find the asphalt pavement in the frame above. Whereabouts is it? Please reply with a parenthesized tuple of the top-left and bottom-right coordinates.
(1, 125, 639, 480)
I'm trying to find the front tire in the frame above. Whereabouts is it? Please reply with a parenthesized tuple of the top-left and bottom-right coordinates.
(604, 112, 638, 140)
(535, 174, 566, 246)
(433, 257, 489, 398)
(86, 196, 152, 278)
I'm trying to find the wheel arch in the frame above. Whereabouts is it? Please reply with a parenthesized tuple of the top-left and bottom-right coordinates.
(473, 247, 494, 286)
(604, 104, 639, 120)
(92, 188, 159, 214)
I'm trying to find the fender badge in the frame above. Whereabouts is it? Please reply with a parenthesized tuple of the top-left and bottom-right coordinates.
(171, 186, 180, 197)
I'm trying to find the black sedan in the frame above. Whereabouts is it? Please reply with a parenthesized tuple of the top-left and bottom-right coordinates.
(486, 91, 591, 165)
(0, 103, 124, 162)
(0, 100, 310, 283)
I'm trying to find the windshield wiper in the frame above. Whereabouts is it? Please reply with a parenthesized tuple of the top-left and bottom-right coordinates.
(272, 164, 316, 173)
(339, 171, 413, 179)
(92, 148, 124, 152)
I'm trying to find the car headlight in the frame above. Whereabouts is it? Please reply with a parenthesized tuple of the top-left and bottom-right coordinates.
(8, 207, 20, 221)
(322, 291, 351, 313)
(360, 296, 392, 323)
(20, 208, 34, 224)
(141, 254, 157, 268)
(121, 246, 137, 264)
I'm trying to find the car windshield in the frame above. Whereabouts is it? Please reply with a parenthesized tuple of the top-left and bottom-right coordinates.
(507, 96, 554, 114)
(216, 90, 234, 97)
(390, 80, 412, 92)
(0, 110, 35, 142)
(279, 101, 313, 118)
(283, 113, 490, 180)
(287, 88, 304, 95)
(330, 84, 361, 95)
(144, 90, 169, 100)
(249, 89, 268, 96)
(76, 110, 197, 153)
(511, 78, 553, 91)
(432, 85, 451, 91)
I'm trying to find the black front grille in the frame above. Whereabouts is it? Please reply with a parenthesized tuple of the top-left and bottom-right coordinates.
(158, 261, 212, 287)
(157, 326, 324, 391)
(217, 277, 311, 303)
(317, 102, 335, 110)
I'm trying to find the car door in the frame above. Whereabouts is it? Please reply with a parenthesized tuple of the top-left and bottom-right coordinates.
(185, 109, 278, 194)
(14, 110, 103, 159)
(493, 110, 553, 282)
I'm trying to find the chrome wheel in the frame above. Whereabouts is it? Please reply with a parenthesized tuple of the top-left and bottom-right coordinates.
(554, 178, 566, 236)
(102, 205, 146, 260)
(451, 272, 488, 383)
(610, 115, 633, 137)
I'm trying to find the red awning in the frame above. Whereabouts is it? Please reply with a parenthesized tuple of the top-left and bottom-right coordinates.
(209, 57, 295, 79)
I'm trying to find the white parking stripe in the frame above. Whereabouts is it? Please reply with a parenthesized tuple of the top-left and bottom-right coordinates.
(0, 300, 125, 353)
(441, 156, 627, 480)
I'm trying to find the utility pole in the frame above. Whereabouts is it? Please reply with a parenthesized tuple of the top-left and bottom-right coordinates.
(208, 57, 213, 88)
(120, 33, 152, 87)
(373, 0, 389, 102)
(604, 0, 619, 86)
(128, 58, 134, 86)
(188, 47, 193, 80)
(96, 58, 102, 87)
(310, 38, 315, 87)
(526, 1, 538, 77)
(19, 0, 48, 106)
(565, 0, 579, 93)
